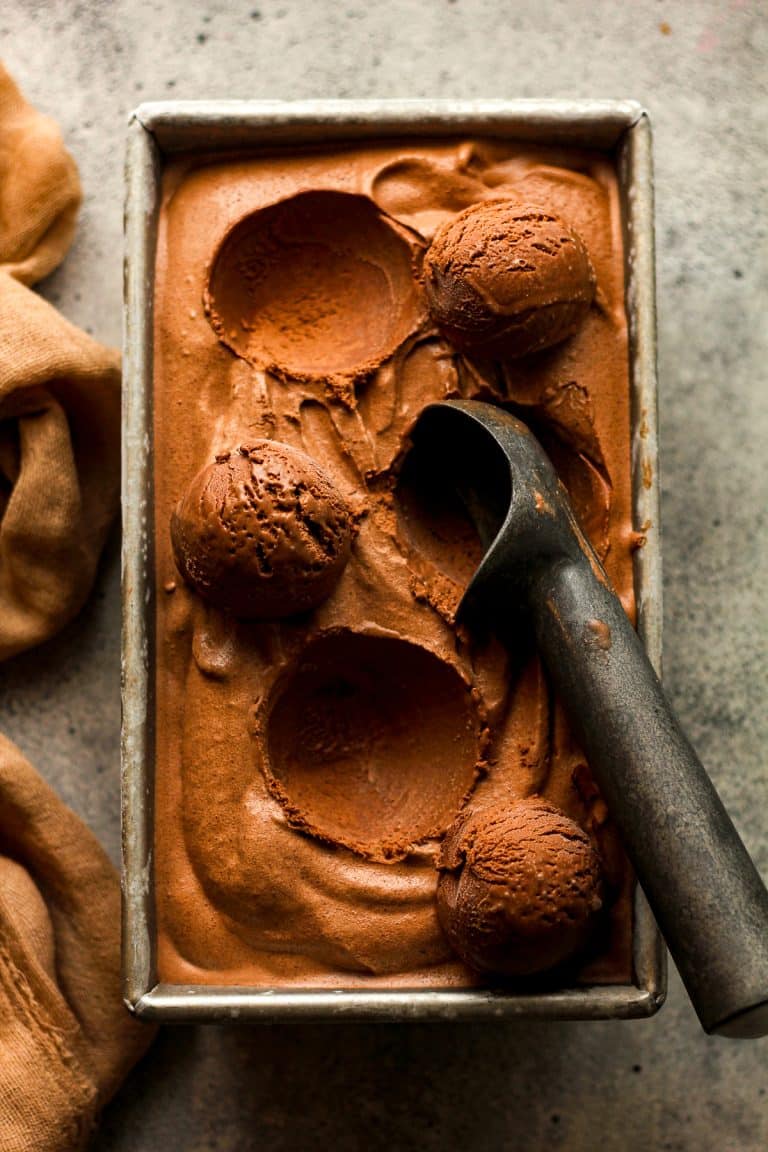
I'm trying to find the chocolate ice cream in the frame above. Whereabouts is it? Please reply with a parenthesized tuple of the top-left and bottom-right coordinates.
(205, 191, 424, 385)
(152, 139, 635, 987)
(423, 200, 595, 358)
(265, 631, 485, 861)
(171, 440, 353, 618)
(437, 798, 605, 977)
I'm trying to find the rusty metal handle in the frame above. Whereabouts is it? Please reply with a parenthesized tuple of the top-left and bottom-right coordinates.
(530, 556, 768, 1038)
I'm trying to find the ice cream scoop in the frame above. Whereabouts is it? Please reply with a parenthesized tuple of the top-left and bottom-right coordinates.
(171, 440, 353, 618)
(413, 399, 768, 1037)
(437, 797, 605, 978)
(423, 200, 595, 358)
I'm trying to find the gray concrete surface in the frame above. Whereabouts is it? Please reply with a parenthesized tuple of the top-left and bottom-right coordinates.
(1, 0, 766, 1148)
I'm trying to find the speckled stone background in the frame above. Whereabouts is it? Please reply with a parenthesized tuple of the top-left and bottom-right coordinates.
(1, 1, 766, 1148)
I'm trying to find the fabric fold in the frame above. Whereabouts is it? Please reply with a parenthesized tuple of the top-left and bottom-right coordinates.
(0, 734, 151, 1152)
(0, 63, 81, 286)
(0, 272, 120, 661)
(0, 62, 120, 662)
(0, 62, 153, 1152)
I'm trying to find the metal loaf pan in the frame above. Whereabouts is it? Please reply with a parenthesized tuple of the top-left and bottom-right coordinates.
(122, 99, 665, 1022)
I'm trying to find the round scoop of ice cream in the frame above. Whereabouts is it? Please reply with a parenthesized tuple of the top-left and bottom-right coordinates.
(171, 440, 354, 619)
(436, 797, 605, 977)
(423, 201, 595, 358)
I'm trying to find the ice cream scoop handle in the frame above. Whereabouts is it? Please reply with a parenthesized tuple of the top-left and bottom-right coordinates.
(529, 556, 768, 1038)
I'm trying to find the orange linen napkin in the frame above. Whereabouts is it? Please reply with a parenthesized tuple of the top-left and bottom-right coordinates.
(0, 64, 153, 1151)
(0, 62, 120, 662)
(0, 735, 151, 1151)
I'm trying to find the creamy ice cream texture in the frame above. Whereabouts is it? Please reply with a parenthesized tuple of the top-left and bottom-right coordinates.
(437, 798, 605, 977)
(171, 440, 354, 619)
(266, 631, 484, 861)
(423, 200, 596, 358)
(205, 191, 423, 382)
(153, 140, 635, 986)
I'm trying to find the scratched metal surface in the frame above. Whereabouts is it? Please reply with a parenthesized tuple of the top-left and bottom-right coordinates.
(122, 98, 662, 1023)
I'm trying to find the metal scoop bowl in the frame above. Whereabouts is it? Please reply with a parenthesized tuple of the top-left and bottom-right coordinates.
(412, 398, 768, 1038)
